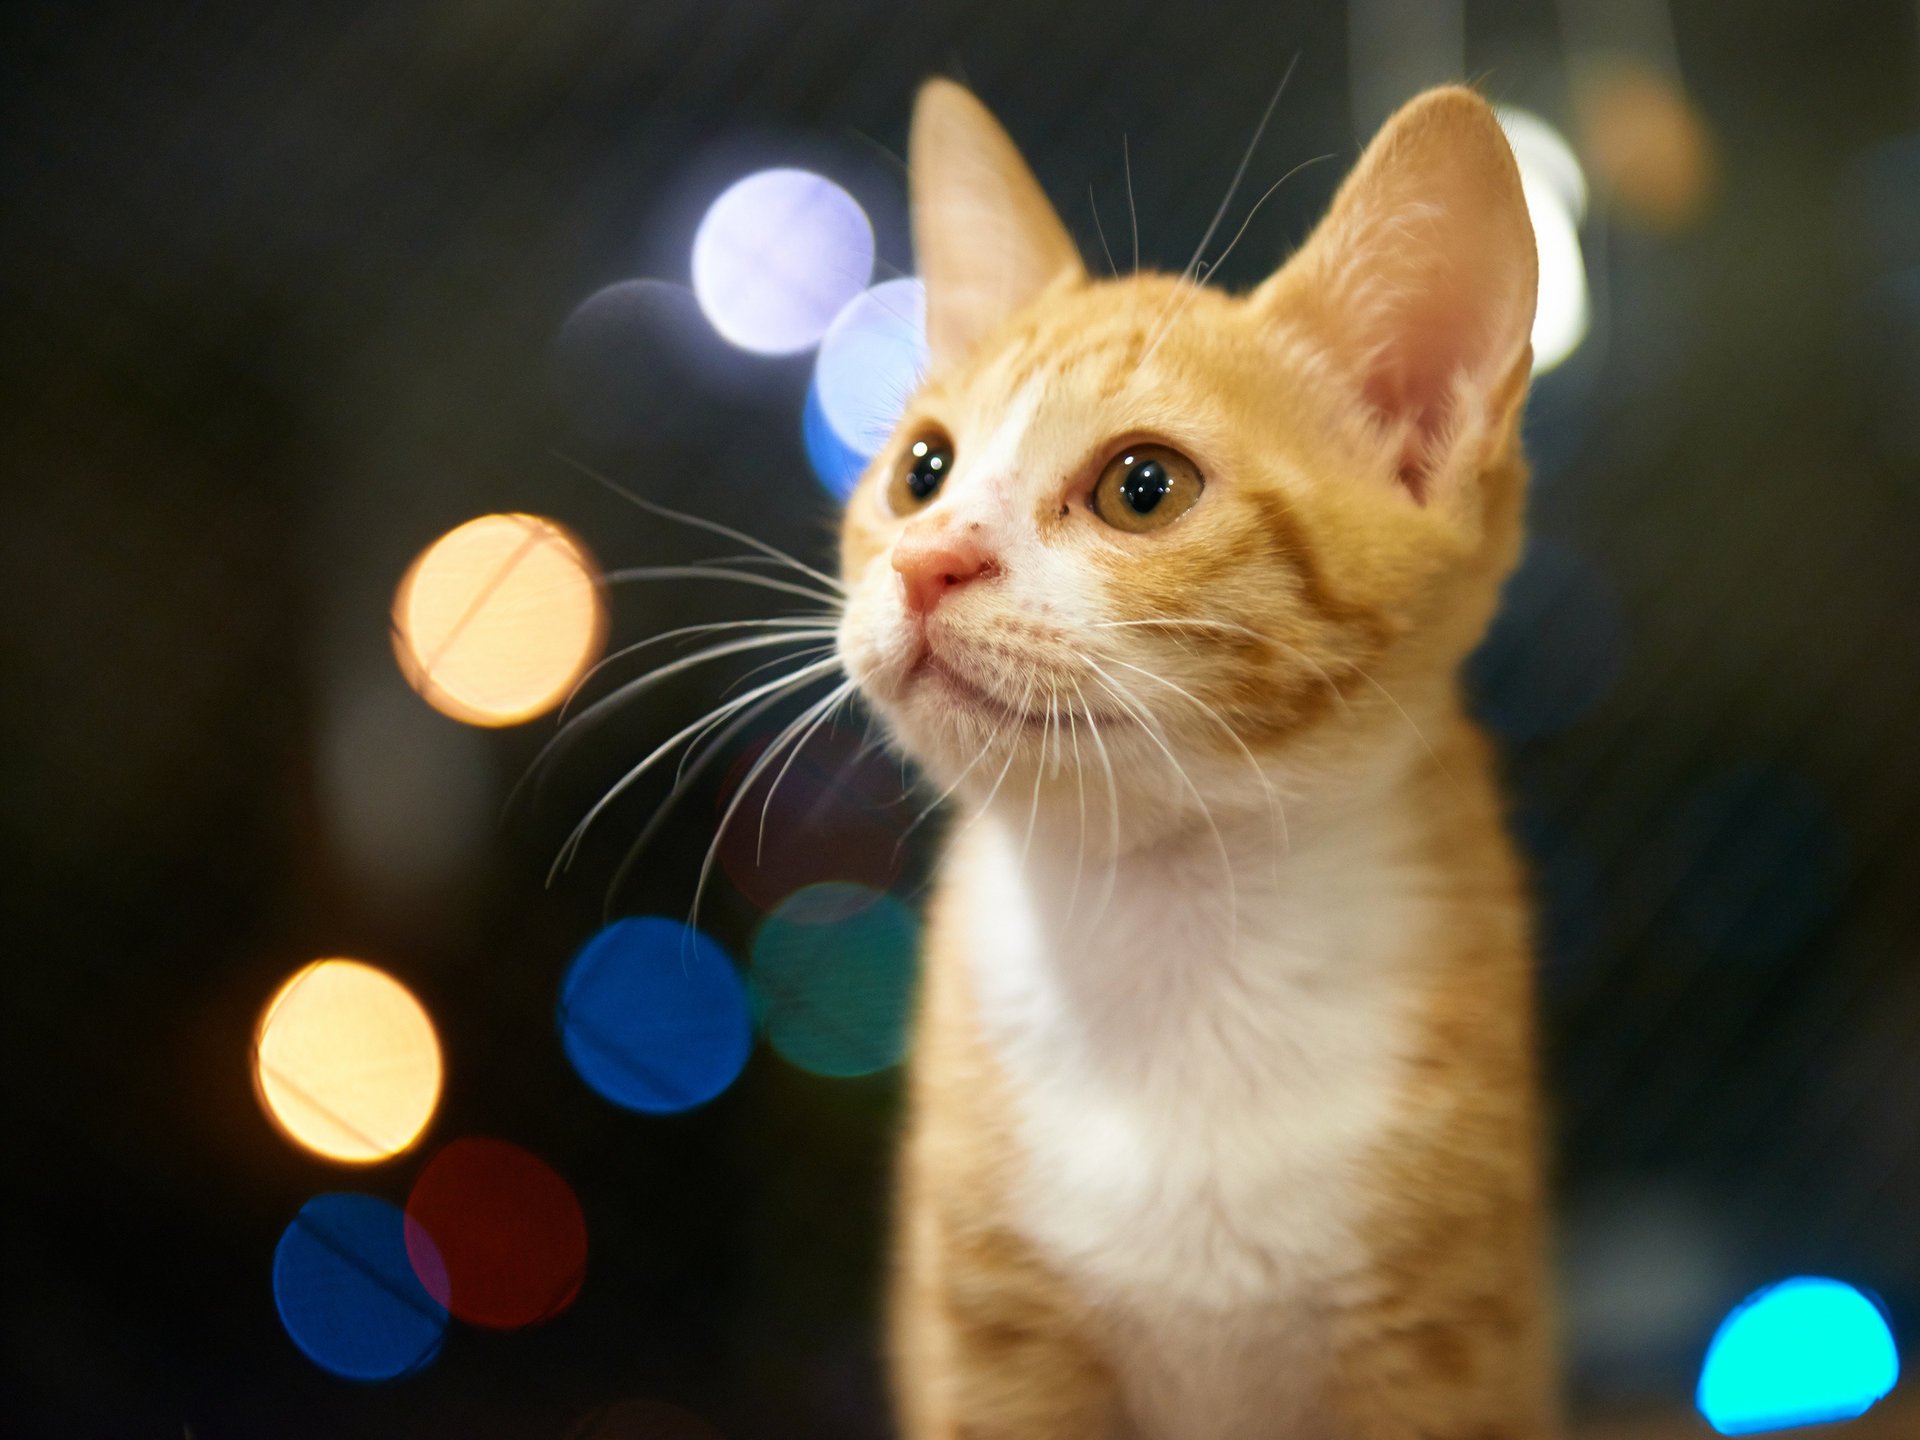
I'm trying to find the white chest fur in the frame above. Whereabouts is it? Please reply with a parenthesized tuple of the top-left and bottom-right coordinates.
(952, 798, 1433, 1432)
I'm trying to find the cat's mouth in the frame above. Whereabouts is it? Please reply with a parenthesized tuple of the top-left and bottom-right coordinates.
(908, 650, 1049, 730)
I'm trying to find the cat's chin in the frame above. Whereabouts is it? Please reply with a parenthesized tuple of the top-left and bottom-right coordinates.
(909, 653, 1051, 731)
(851, 651, 1055, 783)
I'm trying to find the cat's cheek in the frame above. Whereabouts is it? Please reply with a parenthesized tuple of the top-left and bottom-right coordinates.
(837, 606, 915, 700)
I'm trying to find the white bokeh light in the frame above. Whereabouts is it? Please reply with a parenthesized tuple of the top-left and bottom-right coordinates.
(813, 278, 928, 456)
(1498, 109, 1591, 375)
(1522, 176, 1591, 374)
(1499, 107, 1589, 222)
(691, 169, 875, 356)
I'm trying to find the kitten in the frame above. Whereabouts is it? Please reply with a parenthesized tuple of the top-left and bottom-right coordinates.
(835, 80, 1554, 1439)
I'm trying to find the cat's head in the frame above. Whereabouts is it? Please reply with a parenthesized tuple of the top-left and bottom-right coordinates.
(836, 81, 1537, 840)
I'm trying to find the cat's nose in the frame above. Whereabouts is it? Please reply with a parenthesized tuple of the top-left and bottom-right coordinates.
(892, 528, 1001, 617)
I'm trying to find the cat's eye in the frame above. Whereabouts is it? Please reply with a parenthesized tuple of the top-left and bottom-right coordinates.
(1090, 445, 1203, 533)
(888, 435, 952, 515)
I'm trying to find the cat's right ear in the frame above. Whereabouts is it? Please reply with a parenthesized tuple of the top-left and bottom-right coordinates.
(1255, 86, 1537, 507)
(910, 79, 1085, 368)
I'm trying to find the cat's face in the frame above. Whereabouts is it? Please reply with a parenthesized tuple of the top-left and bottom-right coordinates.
(837, 83, 1538, 831)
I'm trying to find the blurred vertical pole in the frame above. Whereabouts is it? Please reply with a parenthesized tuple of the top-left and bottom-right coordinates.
(1555, 0, 1683, 81)
(1348, 0, 1465, 136)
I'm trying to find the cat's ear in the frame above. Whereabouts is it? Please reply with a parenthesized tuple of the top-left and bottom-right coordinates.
(910, 79, 1085, 367)
(1256, 86, 1536, 504)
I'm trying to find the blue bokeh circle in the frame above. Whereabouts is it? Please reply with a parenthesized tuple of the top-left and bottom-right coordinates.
(557, 917, 755, 1114)
(272, 1192, 448, 1383)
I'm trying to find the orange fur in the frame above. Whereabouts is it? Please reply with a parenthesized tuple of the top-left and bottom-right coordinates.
(837, 80, 1557, 1438)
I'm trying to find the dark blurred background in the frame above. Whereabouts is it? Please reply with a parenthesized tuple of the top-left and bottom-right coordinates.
(7, 0, 1920, 1436)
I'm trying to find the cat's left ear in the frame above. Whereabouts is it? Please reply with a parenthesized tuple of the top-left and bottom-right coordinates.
(1255, 86, 1537, 506)
(910, 79, 1085, 368)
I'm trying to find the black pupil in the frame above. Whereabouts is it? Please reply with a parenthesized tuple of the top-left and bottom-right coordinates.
(908, 442, 947, 500)
(1120, 458, 1170, 514)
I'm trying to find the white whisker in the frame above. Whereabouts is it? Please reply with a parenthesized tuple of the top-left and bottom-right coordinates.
(562, 615, 838, 721)
(1086, 660, 1238, 955)
(554, 449, 848, 596)
(1071, 674, 1122, 922)
(1106, 656, 1289, 871)
(551, 654, 843, 882)
(600, 564, 844, 609)
(686, 679, 858, 934)
(602, 681, 809, 914)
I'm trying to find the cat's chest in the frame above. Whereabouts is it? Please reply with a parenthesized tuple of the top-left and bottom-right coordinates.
(951, 820, 1422, 1312)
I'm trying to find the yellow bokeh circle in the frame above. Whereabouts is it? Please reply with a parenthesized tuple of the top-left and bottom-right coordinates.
(254, 958, 443, 1165)
(392, 513, 606, 727)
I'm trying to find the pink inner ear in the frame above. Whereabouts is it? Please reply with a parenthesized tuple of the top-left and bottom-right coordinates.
(1360, 288, 1500, 505)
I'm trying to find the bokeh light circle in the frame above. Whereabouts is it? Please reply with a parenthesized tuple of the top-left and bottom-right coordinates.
(1577, 60, 1716, 230)
(273, 1192, 448, 1382)
(392, 513, 606, 728)
(803, 378, 868, 502)
(554, 279, 750, 447)
(813, 278, 928, 455)
(750, 884, 919, 1077)
(1697, 1277, 1898, 1434)
(405, 1137, 588, 1330)
(1524, 177, 1591, 375)
(254, 958, 442, 1165)
(1497, 108, 1591, 375)
(1499, 107, 1589, 221)
(691, 169, 874, 355)
(557, 918, 754, 1114)
(567, 1398, 727, 1440)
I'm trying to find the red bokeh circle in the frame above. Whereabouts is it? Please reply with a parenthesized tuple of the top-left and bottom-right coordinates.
(405, 1136, 588, 1330)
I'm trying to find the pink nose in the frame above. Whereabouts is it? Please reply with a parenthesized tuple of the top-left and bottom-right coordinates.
(892, 529, 1001, 617)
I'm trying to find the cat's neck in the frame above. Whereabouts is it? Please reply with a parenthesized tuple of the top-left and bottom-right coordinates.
(955, 709, 1475, 990)
(950, 715, 1471, 1106)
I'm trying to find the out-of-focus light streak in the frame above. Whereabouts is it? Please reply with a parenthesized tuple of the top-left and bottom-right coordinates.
(691, 169, 874, 355)
(254, 959, 442, 1165)
(391, 513, 605, 728)
(557, 918, 754, 1114)
(1697, 1277, 1898, 1434)
(273, 1192, 448, 1381)
(318, 676, 492, 908)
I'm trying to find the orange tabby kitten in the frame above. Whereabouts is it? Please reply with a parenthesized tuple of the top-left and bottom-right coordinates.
(836, 79, 1555, 1439)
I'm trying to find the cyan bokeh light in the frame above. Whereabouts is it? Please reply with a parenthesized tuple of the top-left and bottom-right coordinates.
(557, 918, 754, 1114)
(690, 169, 873, 355)
(272, 1192, 448, 1383)
(750, 883, 918, 1078)
(812, 277, 927, 455)
(1697, 1277, 1899, 1434)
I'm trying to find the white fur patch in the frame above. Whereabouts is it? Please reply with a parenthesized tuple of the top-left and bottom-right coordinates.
(951, 776, 1431, 1434)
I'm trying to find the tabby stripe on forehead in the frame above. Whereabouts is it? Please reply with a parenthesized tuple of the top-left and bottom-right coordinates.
(996, 318, 1146, 400)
